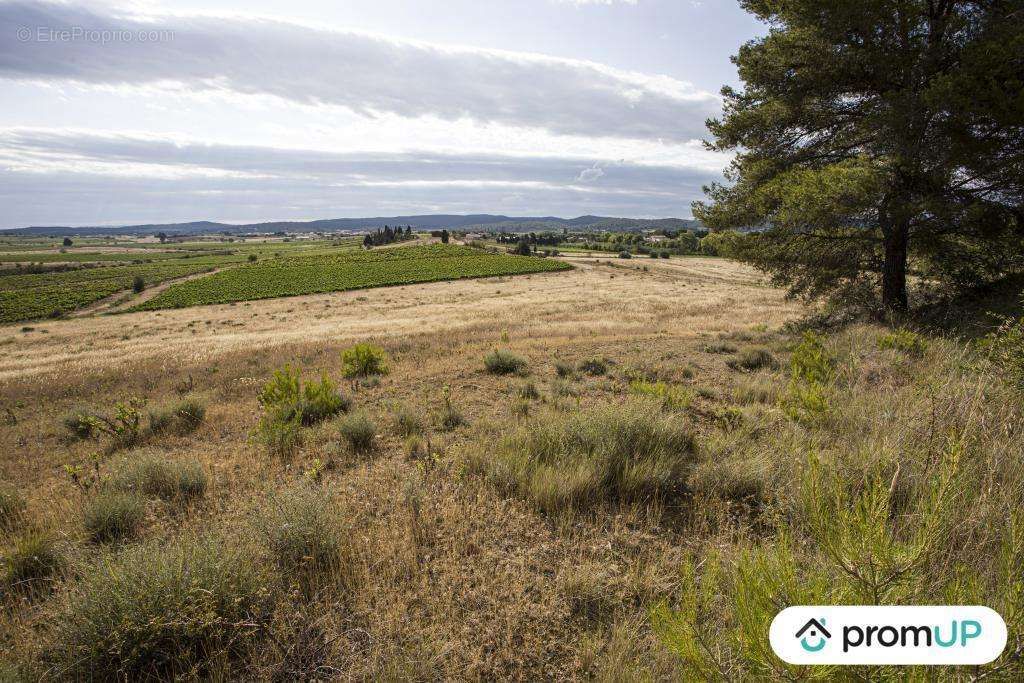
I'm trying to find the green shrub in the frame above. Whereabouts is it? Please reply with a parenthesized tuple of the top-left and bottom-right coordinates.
(340, 342, 390, 378)
(48, 538, 272, 679)
(257, 487, 349, 592)
(112, 454, 207, 502)
(3, 532, 62, 592)
(80, 398, 146, 451)
(726, 347, 777, 372)
(258, 366, 350, 428)
(980, 315, 1024, 389)
(578, 358, 608, 376)
(0, 483, 26, 530)
(484, 349, 528, 375)
(83, 491, 145, 543)
(467, 401, 697, 514)
(654, 448, 975, 679)
(257, 417, 304, 458)
(878, 328, 928, 357)
(789, 331, 834, 385)
(391, 402, 425, 437)
(784, 332, 835, 422)
(338, 411, 376, 453)
(63, 412, 94, 441)
(131, 276, 145, 293)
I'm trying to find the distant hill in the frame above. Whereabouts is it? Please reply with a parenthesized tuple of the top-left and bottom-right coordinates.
(4, 215, 702, 237)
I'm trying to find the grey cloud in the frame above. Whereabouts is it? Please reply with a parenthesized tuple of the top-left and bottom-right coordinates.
(0, 2, 719, 142)
(0, 130, 715, 226)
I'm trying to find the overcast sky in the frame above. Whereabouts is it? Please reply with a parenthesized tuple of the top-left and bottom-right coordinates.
(0, 0, 764, 228)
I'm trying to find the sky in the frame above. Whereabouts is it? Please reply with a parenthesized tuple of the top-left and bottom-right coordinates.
(0, 0, 765, 228)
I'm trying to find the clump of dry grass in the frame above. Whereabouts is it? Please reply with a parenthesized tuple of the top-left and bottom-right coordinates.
(484, 349, 529, 375)
(256, 486, 359, 595)
(46, 536, 273, 680)
(0, 482, 27, 530)
(466, 400, 697, 514)
(111, 453, 207, 502)
(83, 491, 145, 543)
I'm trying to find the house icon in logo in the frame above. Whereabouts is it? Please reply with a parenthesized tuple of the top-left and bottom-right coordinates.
(795, 618, 831, 652)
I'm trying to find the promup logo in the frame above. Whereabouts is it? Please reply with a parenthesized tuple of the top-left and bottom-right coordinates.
(770, 606, 1006, 665)
(795, 618, 831, 652)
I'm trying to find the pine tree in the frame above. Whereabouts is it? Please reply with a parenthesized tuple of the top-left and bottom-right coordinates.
(696, 1, 1024, 314)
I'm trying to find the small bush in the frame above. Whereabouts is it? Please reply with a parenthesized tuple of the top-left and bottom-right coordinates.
(112, 454, 207, 502)
(340, 342, 390, 378)
(48, 538, 272, 679)
(149, 397, 206, 436)
(83, 491, 145, 543)
(338, 411, 376, 453)
(578, 358, 608, 376)
(878, 328, 928, 357)
(391, 402, 425, 437)
(131, 276, 145, 293)
(618, 251, 632, 259)
(484, 349, 528, 375)
(551, 377, 580, 398)
(3, 532, 62, 592)
(554, 360, 575, 378)
(258, 488, 352, 592)
(172, 398, 206, 434)
(404, 435, 427, 459)
(518, 382, 540, 400)
(467, 401, 697, 514)
(259, 366, 350, 428)
(726, 347, 777, 372)
(63, 412, 94, 441)
(511, 397, 531, 418)
(0, 483, 27, 530)
(257, 417, 304, 458)
(790, 331, 835, 385)
(981, 315, 1024, 389)
(80, 398, 146, 451)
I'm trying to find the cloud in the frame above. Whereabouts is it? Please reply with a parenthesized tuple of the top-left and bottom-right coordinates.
(0, 128, 717, 226)
(576, 163, 606, 182)
(0, 2, 718, 142)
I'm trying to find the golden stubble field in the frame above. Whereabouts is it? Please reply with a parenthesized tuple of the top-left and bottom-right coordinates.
(0, 256, 805, 679)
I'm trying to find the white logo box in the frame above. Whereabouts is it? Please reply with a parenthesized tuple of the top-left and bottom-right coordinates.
(770, 606, 1007, 665)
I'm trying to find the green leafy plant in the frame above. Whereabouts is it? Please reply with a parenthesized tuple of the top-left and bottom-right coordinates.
(340, 342, 390, 378)
(979, 315, 1024, 389)
(878, 328, 928, 357)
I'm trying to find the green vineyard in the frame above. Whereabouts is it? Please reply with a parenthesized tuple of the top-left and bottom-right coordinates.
(134, 245, 571, 311)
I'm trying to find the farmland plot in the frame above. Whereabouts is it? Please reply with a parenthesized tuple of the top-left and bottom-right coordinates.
(134, 244, 572, 310)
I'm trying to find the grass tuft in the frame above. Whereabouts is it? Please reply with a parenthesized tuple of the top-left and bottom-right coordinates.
(83, 491, 146, 543)
(48, 537, 272, 679)
(467, 401, 697, 514)
(484, 349, 528, 375)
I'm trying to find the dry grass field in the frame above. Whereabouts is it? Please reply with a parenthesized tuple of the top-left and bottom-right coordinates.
(2, 254, 1022, 680)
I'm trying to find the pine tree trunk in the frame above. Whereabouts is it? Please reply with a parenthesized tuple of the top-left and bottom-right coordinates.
(881, 220, 909, 316)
